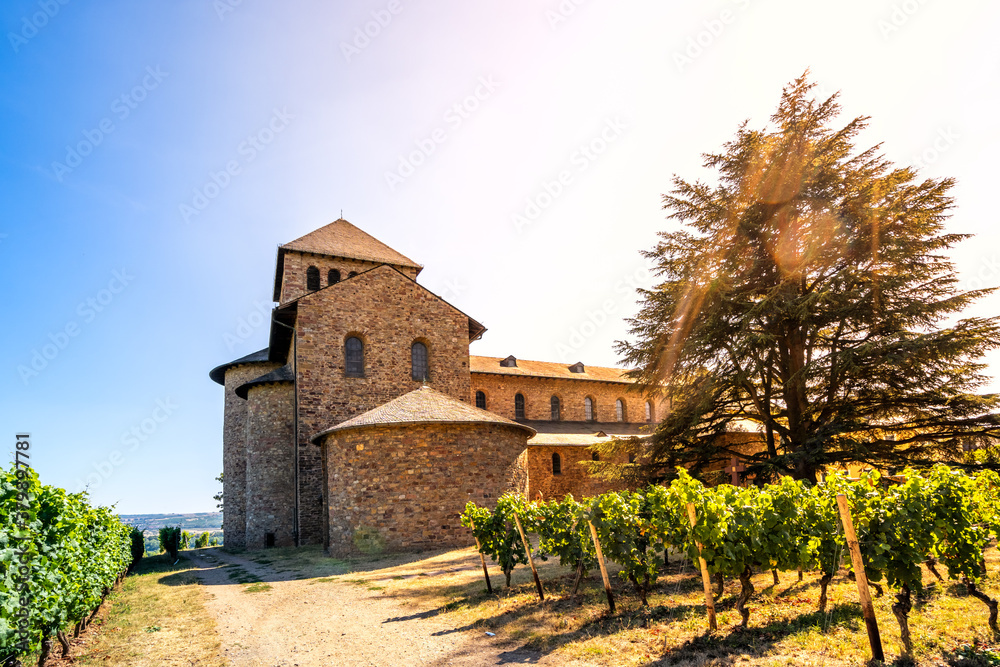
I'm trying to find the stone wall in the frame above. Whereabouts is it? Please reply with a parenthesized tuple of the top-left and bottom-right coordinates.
(471, 373, 664, 424)
(222, 360, 281, 550)
(293, 265, 474, 545)
(526, 445, 630, 500)
(245, 382, 296, 549)
(321, 422, 528, 554)
(279, 250, 419, 305)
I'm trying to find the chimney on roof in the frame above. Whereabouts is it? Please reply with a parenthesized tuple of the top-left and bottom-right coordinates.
(569, 361, 585, 373)
(500, 355, 517, 368)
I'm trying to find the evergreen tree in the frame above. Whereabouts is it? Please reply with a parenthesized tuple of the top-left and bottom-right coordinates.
(616, 74, 1000, 483)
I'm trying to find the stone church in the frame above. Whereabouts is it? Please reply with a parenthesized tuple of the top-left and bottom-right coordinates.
(210, 219, 663, 554)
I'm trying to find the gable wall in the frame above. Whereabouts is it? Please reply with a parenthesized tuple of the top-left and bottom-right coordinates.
(279, 250, 420, 304)
(293, 266, 473, 544)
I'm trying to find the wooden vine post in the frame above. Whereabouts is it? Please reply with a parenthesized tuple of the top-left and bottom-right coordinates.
(686, 502, 717, 631)
(835, 494, 885, 663)
(512, 512, 544, 601)
(587, 521, 616, 613)
(473, 536, 493, 594)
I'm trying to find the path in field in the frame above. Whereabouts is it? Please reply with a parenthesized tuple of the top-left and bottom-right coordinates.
(185, 549, 588, 667)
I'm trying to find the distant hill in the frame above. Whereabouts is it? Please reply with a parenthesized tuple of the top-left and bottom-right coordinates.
(120, 512, 223, 532)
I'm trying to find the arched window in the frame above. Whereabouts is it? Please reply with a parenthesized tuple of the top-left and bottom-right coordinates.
(584, 397, 594, 421)
(514, 393, 525, 420)
(328, 269, 341, 286)
(411, 341, 429, 381)
(550, 396, 561, 421)
(645, 401, 653, 422)
(345, 337, 364, 377)
(552, 453, 562, 475)
(615, 399, 625, 422)
(306, 266, 320, 291)
(591, 451, 600, 462)
(475, 391, 486, 409)
(348, 271, 358, 278)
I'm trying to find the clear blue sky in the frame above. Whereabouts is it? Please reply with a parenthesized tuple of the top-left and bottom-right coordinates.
(2, 0, 999, 514)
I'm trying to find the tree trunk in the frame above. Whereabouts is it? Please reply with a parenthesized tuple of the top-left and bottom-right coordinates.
(772, 569, 780, 586)
(571, 561, 585, 596)
(892, 585, 913, 656)
(818, 572, 833, 614)
(56, 631, 70, 658)
(36, 636, 51, 667)
(798, 569, 803, 582)
(73, 621, 82, 638)
(715, 572, 724, 598)
(965, 578, 999, 637)
(504, 569, 512, 588)
(628, 573, 649, 607)
(925, 558, 944, 582)
(737, 565, 754, 628)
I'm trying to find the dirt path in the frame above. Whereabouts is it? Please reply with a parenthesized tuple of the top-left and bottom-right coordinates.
(185, 549, 586, 667)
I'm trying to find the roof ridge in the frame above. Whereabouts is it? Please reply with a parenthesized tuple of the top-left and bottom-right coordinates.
(280, 218, 422, 269)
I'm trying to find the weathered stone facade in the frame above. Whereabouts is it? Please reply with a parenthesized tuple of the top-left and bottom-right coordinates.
(220, 357, 281, 550)
(526, 445, 630, 500)
(211, 219, 665, 553)
(244, 381, 296, 549)
(277, 250, 419, 305)
(470, 373, 661, 424)
(320, 421, 530, 554)
(291, 265, 475, 545)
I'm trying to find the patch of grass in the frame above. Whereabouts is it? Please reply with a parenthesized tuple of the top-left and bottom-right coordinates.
(47, 554, 225, 667)
(243, 582, 272, 594)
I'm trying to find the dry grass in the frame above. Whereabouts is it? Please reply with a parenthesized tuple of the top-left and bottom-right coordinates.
(39, 554, 226, 667)
(248, 543, 1000, 666)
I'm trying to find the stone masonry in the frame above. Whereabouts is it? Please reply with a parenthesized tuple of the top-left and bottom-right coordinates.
(244, 381, 296, 549)
(320, 422, 529, 554)
(221, 358, 280, 549)
(211, 219, 670, 553)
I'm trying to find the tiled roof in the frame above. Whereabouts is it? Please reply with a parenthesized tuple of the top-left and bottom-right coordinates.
(235, 365, 294, 399)
(281, 219, 422, 270)
(311, 386, 536, 442)
(469, 356, 634, 384)
(524, 421, 651, 447)
(208, 348, 271, 385)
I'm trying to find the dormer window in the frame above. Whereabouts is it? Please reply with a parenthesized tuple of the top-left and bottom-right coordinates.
(306, 266, 320, 291)
(569, 362, 585, 373)
(500, 355, 517, 368)
(328, 269, 341, 285)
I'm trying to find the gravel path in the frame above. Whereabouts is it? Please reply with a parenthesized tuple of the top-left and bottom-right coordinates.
(185, 549, 585, 667)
